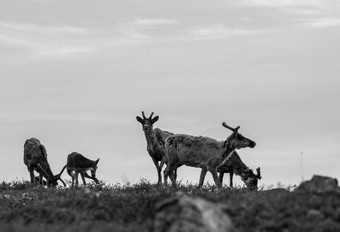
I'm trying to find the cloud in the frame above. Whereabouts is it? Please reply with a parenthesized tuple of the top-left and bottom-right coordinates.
(0, 22, 97, 59)
(236, 0, 340, 15)
(236, 0, 329, 8)
(0, 22, 88, 34)
(187, 24, 254, 40)
(299, 17, 340, 28)
(132, 18, 180, 27)
(0, 21, 153, 60)
(114, 17, 181, 43)
(232, 0, 340, 31)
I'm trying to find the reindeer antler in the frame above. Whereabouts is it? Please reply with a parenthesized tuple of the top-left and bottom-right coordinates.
(57, 176, 66, 187)
(142, 111, 146, 119)
(222, 122, 240, 132)
(141, 111, 155, 119)
(256, 167, 262, 179)
(55, 165, 67, 187)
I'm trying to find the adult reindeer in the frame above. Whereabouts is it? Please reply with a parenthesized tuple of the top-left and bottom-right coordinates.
(217, 150, 262, 190)
(65, 152, 100, 187)
(136, 111, 174, 184)
(23, 138, 66, 187)
(164, 123, 256, 189)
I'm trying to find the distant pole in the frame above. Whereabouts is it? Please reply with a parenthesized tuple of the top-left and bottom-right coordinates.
(300, 151, 304, 181)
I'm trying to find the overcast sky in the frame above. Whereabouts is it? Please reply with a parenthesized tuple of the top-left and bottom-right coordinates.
(1, 0, 339, 188)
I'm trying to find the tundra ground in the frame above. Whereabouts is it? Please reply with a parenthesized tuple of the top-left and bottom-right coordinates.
(0, 178, 339, 232)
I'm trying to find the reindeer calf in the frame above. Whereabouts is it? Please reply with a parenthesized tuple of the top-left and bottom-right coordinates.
(217, 150, 262, 190)
(66, 152, 100, 187)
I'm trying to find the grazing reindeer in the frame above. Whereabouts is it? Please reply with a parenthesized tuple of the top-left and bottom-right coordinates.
(164, 122, 256, 189)
(65, 152, 100, 187)
(136, 111, 174, 184)
(217, 150, 262, 190)
(23, 138, 66, 187)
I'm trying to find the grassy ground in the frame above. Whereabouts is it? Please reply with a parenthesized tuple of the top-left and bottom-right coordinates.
(0, 179, 339, 232)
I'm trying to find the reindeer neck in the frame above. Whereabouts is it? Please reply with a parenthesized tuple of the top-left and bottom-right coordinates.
(37, 162, 54, 180)
(232, 155, 249, 176)
(144, 130, 157, 146)
(223, 140, 236, 158)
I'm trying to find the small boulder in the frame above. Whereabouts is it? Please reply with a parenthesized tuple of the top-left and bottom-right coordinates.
(153, 195, 235, 232)
(297, 175, 339, 193)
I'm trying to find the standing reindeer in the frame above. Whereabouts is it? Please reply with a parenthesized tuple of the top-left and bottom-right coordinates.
(164, 122, 256, 189)
(136, 111, 174, 184)
(65, 152, 100, 187)
(217, 150, 262, 190)
(23, 138, 66, 187)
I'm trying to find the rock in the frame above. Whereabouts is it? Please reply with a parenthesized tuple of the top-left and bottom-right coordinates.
(307, 209, 324, 221)
(153, 195, 235, 232)
(297, 175, 339, 193)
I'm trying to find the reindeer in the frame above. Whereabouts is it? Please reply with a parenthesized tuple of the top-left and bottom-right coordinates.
(23, 138, 66, 187)
(197, 148, 262, 190)
(65, 152, 100, 187)
(136, 111, 174, 185)
(216, 150, 262, 190)
(164, 122, 256, 189)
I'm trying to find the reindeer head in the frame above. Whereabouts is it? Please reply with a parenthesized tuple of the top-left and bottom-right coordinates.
(37, 162, 67, 187)
(90, 158, 100, 184)
(222, 122, 256, 150)
(136, 111, 159, 134)
(240, 167, 262, 191)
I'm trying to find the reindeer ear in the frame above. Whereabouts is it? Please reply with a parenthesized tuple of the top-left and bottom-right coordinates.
(136, 116, 143, 123)
(95, 158, 100, 165)
(152, 116, 159, 124)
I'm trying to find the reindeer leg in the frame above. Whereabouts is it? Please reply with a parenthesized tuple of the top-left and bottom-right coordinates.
(74, 170, 79, 187)
(198, 169, 207, 188)
(164, 169, 177, 186)
(84, 172, 99, 184)
(163, 166, 169, 186)
(159, 157, 167, 185)
(80, 172, 86, 186)
(169, 169, 177, 188)
(165, 164, 177, 188)
(39, 172, 44, 185)
(67, 168, 75, 187)
(230, 171, 234, 188)
(219, 172, 224, 186)
(164, 165, 177, 186)
(29, 168, 35, 184)
(163, 166, 168, 186)
(209, 169, 222, 189)
(152, 158, 162, 185)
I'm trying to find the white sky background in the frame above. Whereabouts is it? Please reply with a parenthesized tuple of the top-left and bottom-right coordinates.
(0, 0, 339, 187)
